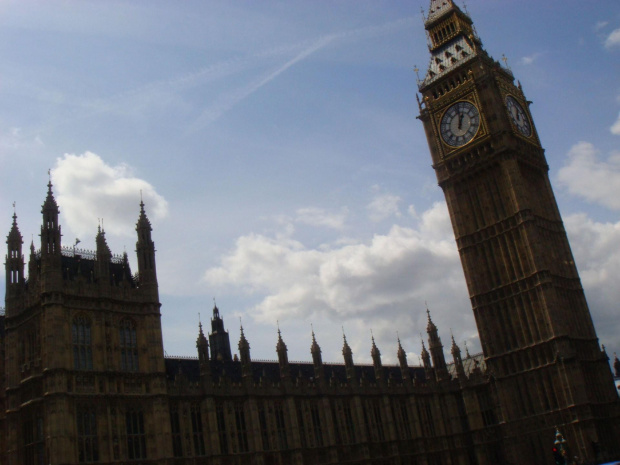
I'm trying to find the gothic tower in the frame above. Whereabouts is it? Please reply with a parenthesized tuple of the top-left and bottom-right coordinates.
(209, 303, 232, 362)
(417, 1, 620, 462)
(4, 182, 171, 464)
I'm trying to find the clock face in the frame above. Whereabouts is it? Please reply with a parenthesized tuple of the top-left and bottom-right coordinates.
(506, 95, 532, 137)
(440, 101, 480, 147)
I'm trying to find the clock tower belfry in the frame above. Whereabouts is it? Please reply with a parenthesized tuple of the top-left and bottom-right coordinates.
(417, 1, 620, 463)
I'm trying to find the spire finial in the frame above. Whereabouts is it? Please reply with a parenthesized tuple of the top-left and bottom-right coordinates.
(502, 54, 511, 71)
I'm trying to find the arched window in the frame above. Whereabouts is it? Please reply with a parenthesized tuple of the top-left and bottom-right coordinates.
(72, 316, 93, 371)
(120, 320, 138, 372)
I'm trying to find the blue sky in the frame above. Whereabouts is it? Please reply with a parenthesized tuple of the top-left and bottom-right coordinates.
(1, 0, 620, 366)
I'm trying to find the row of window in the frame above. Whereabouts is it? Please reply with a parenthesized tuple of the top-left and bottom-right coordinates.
(70, 396, 440, 463)
(72, 317, 138, 372)
(76, 407, 146, 463)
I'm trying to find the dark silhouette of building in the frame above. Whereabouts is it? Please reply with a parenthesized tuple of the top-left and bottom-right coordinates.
(2, 1, 619, 464)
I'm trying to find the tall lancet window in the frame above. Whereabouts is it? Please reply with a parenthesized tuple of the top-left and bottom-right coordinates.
(120, 320, 139, 372)
(72, 316, 93, 371)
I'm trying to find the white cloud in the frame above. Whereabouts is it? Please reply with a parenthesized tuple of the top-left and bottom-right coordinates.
(367, 192, 402, 222)
(564, 213, 620, 350)
(204, 201, 474, 361)
(611, 112, 620, 135)
(53, 151, 168, 238)
(595, 21, 609, 32)
(605, 28, 620, 49)
(519, 52, 543, 65)
(294, 207, 348, 230)
(557, 141, 620, 210)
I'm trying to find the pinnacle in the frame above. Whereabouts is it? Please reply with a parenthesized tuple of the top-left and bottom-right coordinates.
(426, 307, 438, 334)
(136, 200, 152, 231)
(310, 327, 321, 354)
(7, 210, 22, 243)
(42, 177, 59, 214)
(276, 325, 287, 352)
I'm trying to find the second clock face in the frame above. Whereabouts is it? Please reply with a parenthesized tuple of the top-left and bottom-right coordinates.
(440, 101, 480, 147)
(506, 95, 532, 137)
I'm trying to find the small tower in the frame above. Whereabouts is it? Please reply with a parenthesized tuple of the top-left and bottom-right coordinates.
(135, 200, 158, 297)
(27, 240, 37, 287)
(451, 334, 466, 379)
(342, 331, 355, 381)
(40, 179, 62, 285)
(421, 340, 433, 381)
(5, 209, 24, 297)
(209, 303, 232, 362)
(95, 225, 111, 283)
(397, 336, 410, 382)
(238, 324, 252, 381)
(310, 328, 325, 383)
(276, 325, 290, 381)
(426, 309, 448, 381)
(196, 320, 210, 377)
(370, 334, 384, 383)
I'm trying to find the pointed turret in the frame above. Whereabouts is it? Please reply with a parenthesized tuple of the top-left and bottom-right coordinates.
(342, 331, 355, 380)
(95, 225, 111, 283)
(6, 210, 25, 291)
(276, 326, 290, 381)
(197, 320, 211, 379)
(209, 302, 232, 362)
(397, 336, 410, 382)
(40, 178, 62, 263)
(238, 324, 252, 380)
(27, 240, 37, 286)
(135, 200, 158, 296)
(370, 334, 384, 383)
(197, 321, 210, 363)
(421, 339, 433, 382)
(613, 353, 620, 378)
(451, 334, 466, 379)
(310, 328, 325, 383)
(426, 308, 449, 381)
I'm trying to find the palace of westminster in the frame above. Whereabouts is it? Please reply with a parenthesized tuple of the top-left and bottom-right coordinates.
(3, 1, 620, 464)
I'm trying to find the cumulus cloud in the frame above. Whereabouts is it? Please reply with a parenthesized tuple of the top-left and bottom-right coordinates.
(604, 28, 620, 49)
(564, 213, 620, 350)
(367, 191, 402, 222)
(53, 151, 168, 237)
(557, 142, 620, 210)
(204, 201, 475, 361)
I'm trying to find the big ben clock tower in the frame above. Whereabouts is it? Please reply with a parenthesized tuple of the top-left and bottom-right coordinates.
(417, 1, 620, 463)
